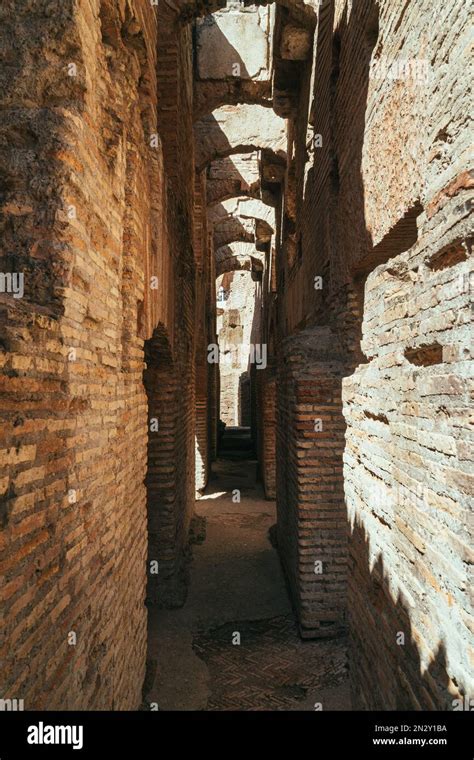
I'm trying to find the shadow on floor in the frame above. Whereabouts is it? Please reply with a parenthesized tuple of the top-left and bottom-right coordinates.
(143, 428, 351, 711)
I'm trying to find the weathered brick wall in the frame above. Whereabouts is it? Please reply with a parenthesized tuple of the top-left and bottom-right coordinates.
(274, 1, 472, 706)
(340, 0, 473, 708)
(194, 172, 215, 493)
(256, 366, 276, 498)
(144, 323, 195, 609)
(343, 210, 472, 708)
(147, 5, 198, 605)
(274, 0, 379, 640)
(340, 0, 472, 709)
(276, 329, 347, 637)
(0, 0, 162, 708)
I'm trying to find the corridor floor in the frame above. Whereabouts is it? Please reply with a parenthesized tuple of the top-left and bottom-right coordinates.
(145, 428, 351, 711)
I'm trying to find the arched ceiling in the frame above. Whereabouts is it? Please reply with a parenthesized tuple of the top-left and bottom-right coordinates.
(208, 197, 275, 227)
(180, 1, 310, 279)
(206, 152, 279, 206)
(210, 196, 275, 248)
(194, 80, 272, 121)
(207, 152, 260, 204)
(194, 104, 287, 171)
(215, 242, 265, 275)
(213, 217, 257, 248)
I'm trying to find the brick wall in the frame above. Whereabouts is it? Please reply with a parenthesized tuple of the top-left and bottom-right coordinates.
(0, 0, 162, 709)
(276, 328, 347, 637)
(256, 366, 276, 498)
(0, 0, 201, 709)
(273, 0, 472, 706)
(343, 206, 472, 708)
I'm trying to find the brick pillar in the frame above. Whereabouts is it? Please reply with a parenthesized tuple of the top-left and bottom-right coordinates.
(277, 327, 347, 638)
(144, 326, 194, 608)
(209, 361, 219, 459)
(195, 360, 209, 494)
(257, 365, 276, 499)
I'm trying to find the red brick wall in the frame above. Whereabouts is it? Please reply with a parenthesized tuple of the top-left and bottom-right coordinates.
(274, 0, 472, 708)
(256, 367, 276, 499)
(0, 0, 163, 709)
(0, 0, 201, 709)
(276, 329, 347, 638)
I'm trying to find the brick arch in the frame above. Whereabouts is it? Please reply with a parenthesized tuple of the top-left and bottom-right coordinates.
(194, 83, 272, 122)
(212, 218, 274, 248)
(215, 242, 265, 275)
(206, 152, 279, 206)
(195, 104, 287, 172)
(208, 196, 276, 227)
(209, 196, 275, 248)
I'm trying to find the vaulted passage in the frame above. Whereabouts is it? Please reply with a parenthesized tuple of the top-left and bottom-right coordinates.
(0, 0, 472, 714)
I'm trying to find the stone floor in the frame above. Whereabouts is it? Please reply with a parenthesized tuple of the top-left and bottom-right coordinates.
(145, 428, 351, 711)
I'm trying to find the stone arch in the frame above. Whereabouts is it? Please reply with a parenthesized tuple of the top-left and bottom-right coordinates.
(213, 217, 274, 248)
(206, 152, 280, 206)
(207, 152, 261, 204)
(194, 82, 272, 122)
(195, 104, 287, 171)
(215, 242, 265, 276)
(209, 196, 276, 248)
(208, 196, 275, 226)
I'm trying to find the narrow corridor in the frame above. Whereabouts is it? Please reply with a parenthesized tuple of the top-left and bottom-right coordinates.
(145, 428, 350, 711)
(0, 0, 471, 720)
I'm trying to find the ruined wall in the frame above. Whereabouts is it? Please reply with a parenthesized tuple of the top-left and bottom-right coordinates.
(194, 171, 215, 494)
(274, 0, 472, 707)
(0, 0, 162, 709)
(256, 366, 276, 498)
(344, 213, 472, 709)
(340, 0, 473, 709)
(146, 4, 198, 606)
(257, 245, 277, 499)
(274, 0, 353, 641)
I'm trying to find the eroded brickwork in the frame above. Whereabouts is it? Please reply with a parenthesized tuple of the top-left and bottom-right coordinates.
(0, 0, 161, 709)
(276, 329, 347, 637)
(256, 365, 276, 499)
(344, 215, 472, 708)
(273, 0, 473, 706)
(0, 0, 471, 714)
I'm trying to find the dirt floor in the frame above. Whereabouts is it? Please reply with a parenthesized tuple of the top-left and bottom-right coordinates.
(145, 428, 351, 711)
